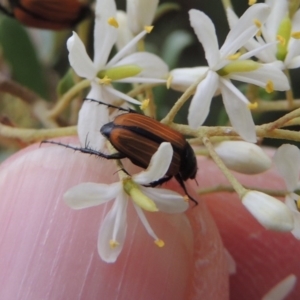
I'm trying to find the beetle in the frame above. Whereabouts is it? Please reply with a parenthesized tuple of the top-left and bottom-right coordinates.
(43, 99, 198, 204)
(0, 0, 91, 30)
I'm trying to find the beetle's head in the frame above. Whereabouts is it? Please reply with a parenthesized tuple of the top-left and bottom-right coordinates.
(180, 143, 198, 180)
(100, 121, 114, 138)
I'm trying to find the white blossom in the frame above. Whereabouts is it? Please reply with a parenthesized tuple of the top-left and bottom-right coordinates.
(67, 0, 168, 150)
(242, 190, 294, 231)
(170, 4, 289, 142)
(274, 144, 300, 239)
(227, 1, 300, 69)
(214, 141, 272, 174)
(63, 142, 188, 263)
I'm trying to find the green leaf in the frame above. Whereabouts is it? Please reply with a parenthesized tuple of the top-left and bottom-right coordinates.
(161, 30, 194, 69)
(57, 68, 75, 97)
(0, 15, 48, 98)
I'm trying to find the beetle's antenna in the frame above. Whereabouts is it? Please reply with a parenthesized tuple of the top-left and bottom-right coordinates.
(84, 98, 137, 113)
(41, 140, 126, 160)
(175, 174, 198, 205)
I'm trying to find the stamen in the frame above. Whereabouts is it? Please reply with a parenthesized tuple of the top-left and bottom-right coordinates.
(227, 52, 241, 60)
(291, 31, 300, 39)
(109, 240, 120, 249)
(248, 0, 256, 5)
(276, 35, 286, 46)
(108, 17, 119, 28)
(140, 99, 150, 110)
(256, 29, 262, 37)
(183, 195, 189, 202)
(265, 80, 274, 93)
(247, 102, 258, 110)
(166, 75, 173, 89)
(253, 19, 262, 29)
(99, 76, 112, 85)
(144, 26, 154, 33)
(154, 239, 165, 247)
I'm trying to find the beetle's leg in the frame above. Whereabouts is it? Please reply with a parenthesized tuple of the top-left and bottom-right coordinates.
(84, 98, 137, 113)
(41, 140, 126, 160)
(146, 176, 173, 188)
(175, 174, 198, 205)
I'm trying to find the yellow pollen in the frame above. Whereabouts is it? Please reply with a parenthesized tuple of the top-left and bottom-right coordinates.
(247, 102, 258, 110)
(140, 99, 150, 110)
(99, 75, 112, 85)
(291, 31, 300, 39)
(183, 195, 189, 202)
(248, 0, 256, 5)
(166, 75, 173, 89)
(297, 198, 300, 211)
(108, 17, 119, 28)
(265, 80, 274, 93)
(154, 239, 165, 247)
(144, 26, 154, 33)
(227, 52, 241, 60)
(253, 19, 262, 28)
(109, 240, 120, 249)
(276, 35, 286, 46)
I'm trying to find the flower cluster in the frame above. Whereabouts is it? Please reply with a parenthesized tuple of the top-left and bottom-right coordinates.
(61, 0, 300, 263)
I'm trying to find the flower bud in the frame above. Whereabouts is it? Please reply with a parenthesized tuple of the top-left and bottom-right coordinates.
(242, 191, 294, 231)
(214, 141, 272, 174)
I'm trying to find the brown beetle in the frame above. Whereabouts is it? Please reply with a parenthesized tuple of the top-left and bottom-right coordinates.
(43, 99, 198, 204)
(0, 0, 91, 30)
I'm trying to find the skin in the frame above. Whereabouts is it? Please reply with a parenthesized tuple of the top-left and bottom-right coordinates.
(0, 137, 299, 299)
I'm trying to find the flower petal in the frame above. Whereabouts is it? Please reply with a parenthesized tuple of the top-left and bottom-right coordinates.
(274, 144, 300, 192)
(189, 9, 220, 68)
(226, 7, 276, 63)
(285, 195, 300, 239)
(67, 32, 97, 80)
(133, 204, 160, 241)
(116, 10, 134, 51)
(286, 55, 300, 69)
(77, 83, 110, 150)
(104, 85, 141, 105)
(63, 182, 121, 209)
(220, 78, 257, 143)
(107, 30, 148, 67)
(229, 64, 289, 91)
(188, 70, 218, 129)
(220, 4, 271, 59)
(98, 194, 128, 263)
(265, 0, 288, 41)
(140, 186, 189, 213)
(93, 0, 117, 68)
(170, 67, 209, 92)
(134, 142, 173, 184)
(127, 0, 159, 34)
(113, 52, 169, 78)
(262, 274, 297, 300)
(214, 141, 272, 174)
(242, 191, 294, 232)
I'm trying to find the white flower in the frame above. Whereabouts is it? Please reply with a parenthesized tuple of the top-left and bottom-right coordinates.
(170, 4, 290, 142)
(214, 141, 272, 174)
(227, 1, 300, 69)
(242, 190, 294, 231)
(116, 0, 159, 51)
(63, 142, 189, 263)
(274, 144, 300, 239)
(67, 0, 168, 150)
